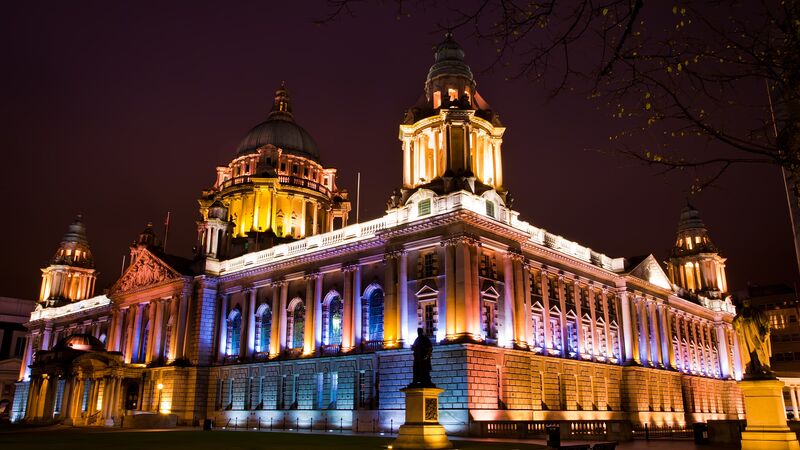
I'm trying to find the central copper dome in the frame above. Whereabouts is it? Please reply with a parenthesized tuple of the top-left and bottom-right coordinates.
(235, 84, 320, 162)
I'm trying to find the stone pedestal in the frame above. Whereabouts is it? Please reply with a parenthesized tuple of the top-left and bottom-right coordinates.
(739, 379, 800, 450)
(393, 387, 453, 450)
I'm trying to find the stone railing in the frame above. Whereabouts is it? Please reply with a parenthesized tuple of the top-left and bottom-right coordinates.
(215, 190, 620, 275)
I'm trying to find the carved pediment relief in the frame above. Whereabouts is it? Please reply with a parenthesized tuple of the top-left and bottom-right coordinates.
(111, 250, 180, 295)
(628, 254, 672, 291)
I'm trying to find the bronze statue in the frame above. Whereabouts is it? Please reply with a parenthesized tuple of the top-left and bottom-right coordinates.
(733, 298, 774, 379)
(409, 327, 435, 388)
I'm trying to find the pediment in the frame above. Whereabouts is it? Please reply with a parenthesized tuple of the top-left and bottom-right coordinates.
(110, 250, 181, 295)
(415, 284, 439, 298)
(481, 284, 500, 298)
(628, 254, 672, 290)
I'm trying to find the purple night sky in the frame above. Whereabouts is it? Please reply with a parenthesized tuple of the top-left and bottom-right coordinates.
(0, 1, 794, 299)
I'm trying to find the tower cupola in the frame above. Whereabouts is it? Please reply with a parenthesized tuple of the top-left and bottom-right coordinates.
(38, 215, 97, 306)
(395, 33, 508, 206)
(667, 203, 728, 298)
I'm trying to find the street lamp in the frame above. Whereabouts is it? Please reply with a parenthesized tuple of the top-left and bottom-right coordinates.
(156, 383, 164, 413)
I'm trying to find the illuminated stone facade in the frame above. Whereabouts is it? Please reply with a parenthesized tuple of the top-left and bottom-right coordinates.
(14, 34, 745, 433)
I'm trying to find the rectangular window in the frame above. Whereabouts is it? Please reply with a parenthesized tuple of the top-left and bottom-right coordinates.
(485, 200, 495, 218)
(423, 303, 436, 338)
(547, 278, 558, 300)
(421, 252, 437, 278)
(280, 162, 287, 172)
(304, 168, 309, 177)
(292, 164, 299, 174)
(482, 300, 497, 339)
(418, 198, 431, 215)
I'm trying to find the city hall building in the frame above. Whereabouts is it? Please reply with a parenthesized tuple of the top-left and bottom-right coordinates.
(13, 34, 745, 434)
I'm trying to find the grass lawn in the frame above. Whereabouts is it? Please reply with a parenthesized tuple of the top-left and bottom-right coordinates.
(0, 429, 547, 450)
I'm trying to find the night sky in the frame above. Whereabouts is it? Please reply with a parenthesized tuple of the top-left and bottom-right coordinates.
(1, 1, 795, 300)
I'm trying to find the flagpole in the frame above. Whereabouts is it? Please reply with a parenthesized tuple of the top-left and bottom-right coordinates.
(163, 211, 171, 253)
(356, 172, 361, 223)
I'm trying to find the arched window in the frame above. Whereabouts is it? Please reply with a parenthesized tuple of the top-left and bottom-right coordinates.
(365, 285, 384, 342)
(256, 304, 272, 353)
(324, 293, 343, 346)
(328, 296, 343, 345)
(227, 308, 242, 356)
(288, 300, 305, 349)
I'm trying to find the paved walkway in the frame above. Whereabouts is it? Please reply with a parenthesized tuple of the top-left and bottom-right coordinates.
(1, 424, 741, 448)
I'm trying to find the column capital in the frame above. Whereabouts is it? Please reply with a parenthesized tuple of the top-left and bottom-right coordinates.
(342, 262, 361, 273)
(303, 271, 322, 281)
(268, 279, 288, 288)
(383, 247, 407, 261)
(505, 248, 525, 262)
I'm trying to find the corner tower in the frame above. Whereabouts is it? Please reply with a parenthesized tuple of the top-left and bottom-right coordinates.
(38, 215, 97, 306)
(198, 84, 351, 259)
(667, 203, 729, 298)
(394, 33, 508, 206)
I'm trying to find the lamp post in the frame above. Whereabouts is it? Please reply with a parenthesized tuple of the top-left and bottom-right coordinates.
(156, 383, 163, 413)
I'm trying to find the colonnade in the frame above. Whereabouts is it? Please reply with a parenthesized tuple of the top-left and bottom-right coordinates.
(24, 371, 124, 424)
(111, 292, 190, 365)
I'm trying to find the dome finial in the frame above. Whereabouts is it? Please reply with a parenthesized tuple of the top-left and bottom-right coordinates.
(269, 82, 293, 120)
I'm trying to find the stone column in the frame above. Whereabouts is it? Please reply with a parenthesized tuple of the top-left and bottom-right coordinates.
(698, 321, 709, 375)
(574, 282, 585, 357)
(246, 288, 257, 357)
(167, 297, 179, 359)
(790, 386, 799, 421)
(587, 287, 598, 358)
(270, 283, 281, 356)
(629, 296, 641, 364)
(113, 308, 125, 352)
(353, 264, 362, 347)
(18, 335, 33, 381)
(304, 274, 316, 354)
(521, 263, 533, 349)
(313, 274, 323, 352)
(383, 251, 400, 346)
(715, 323, 731, 378)
(674, 314, 684, 371)
(60, 377, 74, 420)
(442, 241, 456, 341)
(557, 276, 568, 358)
(468, 241, 481, 339)
(541, 272, 552, 351)
(638, 299, 651, 364)
(144, 302, 157, 363)
(279, 281, 288, 352)
(342, 265, 354, 351)
(657, 304, 672, 368)
(398, 251, 409, 346)
(153, 300, 167, 362)
(502, 253, 516, 347)
(512, 253, 528, 349)
(648, 301, 662, 367)
(217, 294, 229, 363)
(130, 304, 144, 363)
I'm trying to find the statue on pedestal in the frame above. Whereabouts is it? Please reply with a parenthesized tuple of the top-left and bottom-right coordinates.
(409, 327, 435, 388)
(733, 298, 774, 379)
